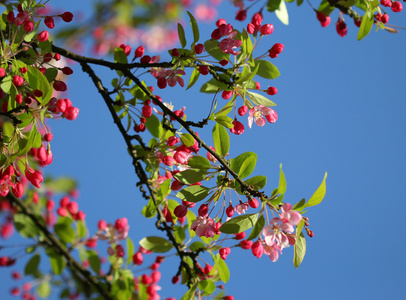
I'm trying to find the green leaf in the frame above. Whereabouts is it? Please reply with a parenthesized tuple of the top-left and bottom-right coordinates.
(292, 198, 306, 211)
(236, 64, 259, 84)
(76, 220, 86, 239)
(114, 47, 128, 64)
(215, 115, 234, 129)
(317, 0, 335, 15)
(247, 214, 265, 240)
(177, 23, 187, 48)
(357, 10, 374, 41)
(25, 254, 40, 276)
(293, 219, 306, 268)
(187, 11, 200, 44)
(139, 236, 174, 253)
(176, 185, 210, 203)
(198, 279, 216, 295)
(212, 123, 230, 157)
(180, 133, 195, 147)
(141, 197, 157, 218)
(244, 175, 267, 191)
(200, 77, 229, 93)
(278, 164, 287, 194)
(255, 60, 280, 79)
(37, 281, 51, 299)
(14, 214, 39, 238)
(247, 91, 276, 107)
(44, 177, 76, 193)
(145, 114, 163, 138)
(219, 213, 258, 234)
(50, 254, 65, 275)
(189, 241, 205, 251)
(267, 0, 282, 11)
(305, 172, 327, 207)
(214, 98, 235, 118)
(275, 0, 289, 25)
(87, 250, 101, 274)
(230, 152, 257, 179)
(0, 75, 12, 93)
(54, 218, 75, 244)
(180, 283, 197, 300)
(174, 169, 207, 185)
(215, 254, 230, 283)
(204, 40, 230, 62)
(188, 156, 211, 170)
(25, 66, 52, 105)
(44, 68, 58, 83)
(186, 68, 200, 90)
(126, 238, 134, 265)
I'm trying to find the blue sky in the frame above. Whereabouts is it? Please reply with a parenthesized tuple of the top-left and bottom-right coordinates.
(2, 1, 406, 299)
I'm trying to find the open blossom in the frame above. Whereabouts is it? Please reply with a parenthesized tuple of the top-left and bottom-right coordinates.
(235, 202, 249, 214)
(96, 222, 129, 244)
(248, 105, 278, 128)
(263, 242, 281, 262)
(191, 215, 216, 238)
(151, 68, 185, 88)
(262, 217, 293, 250)
(280, 203, 303, 225)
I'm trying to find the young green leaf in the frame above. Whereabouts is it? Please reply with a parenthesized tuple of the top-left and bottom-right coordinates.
(255, 60, 280, 79)
(293, 219, 306, 268)
(145, 114, 164, 138)
(87, 250, 101, 274)
(247, 91, 277, 107)
(278, 164, 287, 194)
(187, 11, 200, 44)
(25, 254, 40, 276)
(267, 0, 283, 11)
(275, 0, 289, 25)
(230, 152, 257, 179)
(188, 156, 211, 170)
(247, 214, 265, 240)
(139, 236, 174, 253)
(219, 213, 258, 234)
(177, 23, 187, 48)
(180, 133, 195, 147)
(357, 10, 374, 41)
(186, 68, 200, 90)
(176, 185, 210, 203)
(174, 169, 207, 185)
(305, 172, 327, 207)
(212, 123, 230, 157)
(215, 254, 230, 283)
(215, 115, 234, 129)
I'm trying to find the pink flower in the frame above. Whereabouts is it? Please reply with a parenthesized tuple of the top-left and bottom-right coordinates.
(280, 203, 303, 226)
(191, 216, 215, 238)
(219, 247, 231, 260)
(262, 217, 293, 250)
(235, 202, 249, 214)
(219, 37, 242, 55)
(263, 243, 281, 262)
(248, 105, 277, 128)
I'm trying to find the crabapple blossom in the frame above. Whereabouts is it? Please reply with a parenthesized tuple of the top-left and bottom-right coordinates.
(263, 217, 293, 250)
(235, 202, 249, 214)
(191, 215, 216, 238)
(280, 203, 303, 225)
(248, 105, 278, 128)
(251, 240, 264, 258)
(263, 242, 281, 262)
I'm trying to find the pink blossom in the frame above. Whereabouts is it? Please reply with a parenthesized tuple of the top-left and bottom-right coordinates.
(191, 216, 215, 238)
(262, 217, 293, 250)
(219, 37, 242, 55)
(235, 202, 249, 214)
(280, 203, 303, 226)
(263, 243, 281, 262)
(96, 222, 129, 244)
(248, 105, 277, 128)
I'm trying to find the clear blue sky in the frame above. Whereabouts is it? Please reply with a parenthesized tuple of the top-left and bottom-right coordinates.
(2, 1, 406, 299)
